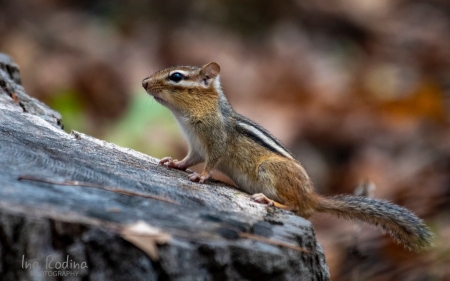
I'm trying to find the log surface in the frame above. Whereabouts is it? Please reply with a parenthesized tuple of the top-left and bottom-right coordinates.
(0, 54, 329, 281)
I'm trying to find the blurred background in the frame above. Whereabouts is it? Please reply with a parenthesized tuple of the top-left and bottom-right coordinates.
(1, 0, 449, 280)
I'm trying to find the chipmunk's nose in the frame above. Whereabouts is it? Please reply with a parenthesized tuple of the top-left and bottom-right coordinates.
(142, 80, 148, 90)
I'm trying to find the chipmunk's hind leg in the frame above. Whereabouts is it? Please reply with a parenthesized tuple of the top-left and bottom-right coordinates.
(248, 157, 316, 217)
(247, 158, 299, 213)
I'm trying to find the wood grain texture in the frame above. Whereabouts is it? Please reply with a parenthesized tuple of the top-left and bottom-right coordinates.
(0, 53, 329, 281)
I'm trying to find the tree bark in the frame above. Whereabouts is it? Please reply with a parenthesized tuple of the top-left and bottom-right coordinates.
(0, 53, 329, 281)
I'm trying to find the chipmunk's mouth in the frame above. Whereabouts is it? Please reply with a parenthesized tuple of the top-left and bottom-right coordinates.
(144, 86, 167, 105)
(152, 95, 166, 105)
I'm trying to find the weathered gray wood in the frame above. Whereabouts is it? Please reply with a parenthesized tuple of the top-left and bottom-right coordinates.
(0, 53, 329, 281)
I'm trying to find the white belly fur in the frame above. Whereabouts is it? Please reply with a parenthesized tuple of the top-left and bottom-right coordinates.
(173, 113, 206, 158)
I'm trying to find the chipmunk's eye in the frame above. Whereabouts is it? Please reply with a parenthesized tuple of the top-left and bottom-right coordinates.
(169, 72, 183, 82)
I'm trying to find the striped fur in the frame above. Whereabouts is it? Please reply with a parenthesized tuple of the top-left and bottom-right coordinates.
(235, 120, 294, 159)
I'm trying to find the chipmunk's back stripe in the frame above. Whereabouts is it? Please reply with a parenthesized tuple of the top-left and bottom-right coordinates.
(236, 121, 294, 159)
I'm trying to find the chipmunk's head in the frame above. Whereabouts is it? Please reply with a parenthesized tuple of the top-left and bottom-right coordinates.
(142, 62, 222, 115)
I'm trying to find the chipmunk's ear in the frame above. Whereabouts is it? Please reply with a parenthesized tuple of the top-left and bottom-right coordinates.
(200, 62, 220, 82)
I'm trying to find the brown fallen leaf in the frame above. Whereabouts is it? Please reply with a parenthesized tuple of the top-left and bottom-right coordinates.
(120, 220, 172, 260)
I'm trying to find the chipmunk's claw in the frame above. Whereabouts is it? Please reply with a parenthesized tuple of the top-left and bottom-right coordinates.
(251, 193, 274, 206)
(188, 172, 210, 184)
(159, 157, 187, 171)
(159, 156, 173, 165)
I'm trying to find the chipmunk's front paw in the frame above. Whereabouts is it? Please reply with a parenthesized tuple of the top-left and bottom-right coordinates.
(251, 193, 274, 206)
(159, 157, 188, 171)
(188, 172, 210, 184)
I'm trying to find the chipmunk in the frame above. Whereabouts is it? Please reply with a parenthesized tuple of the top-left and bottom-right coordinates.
(142, 62, 433, 251)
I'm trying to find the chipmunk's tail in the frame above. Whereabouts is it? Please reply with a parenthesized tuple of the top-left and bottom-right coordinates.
(315, 195, 433, 251)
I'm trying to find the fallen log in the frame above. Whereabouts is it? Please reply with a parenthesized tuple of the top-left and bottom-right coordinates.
(0, 53, 329, 281)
